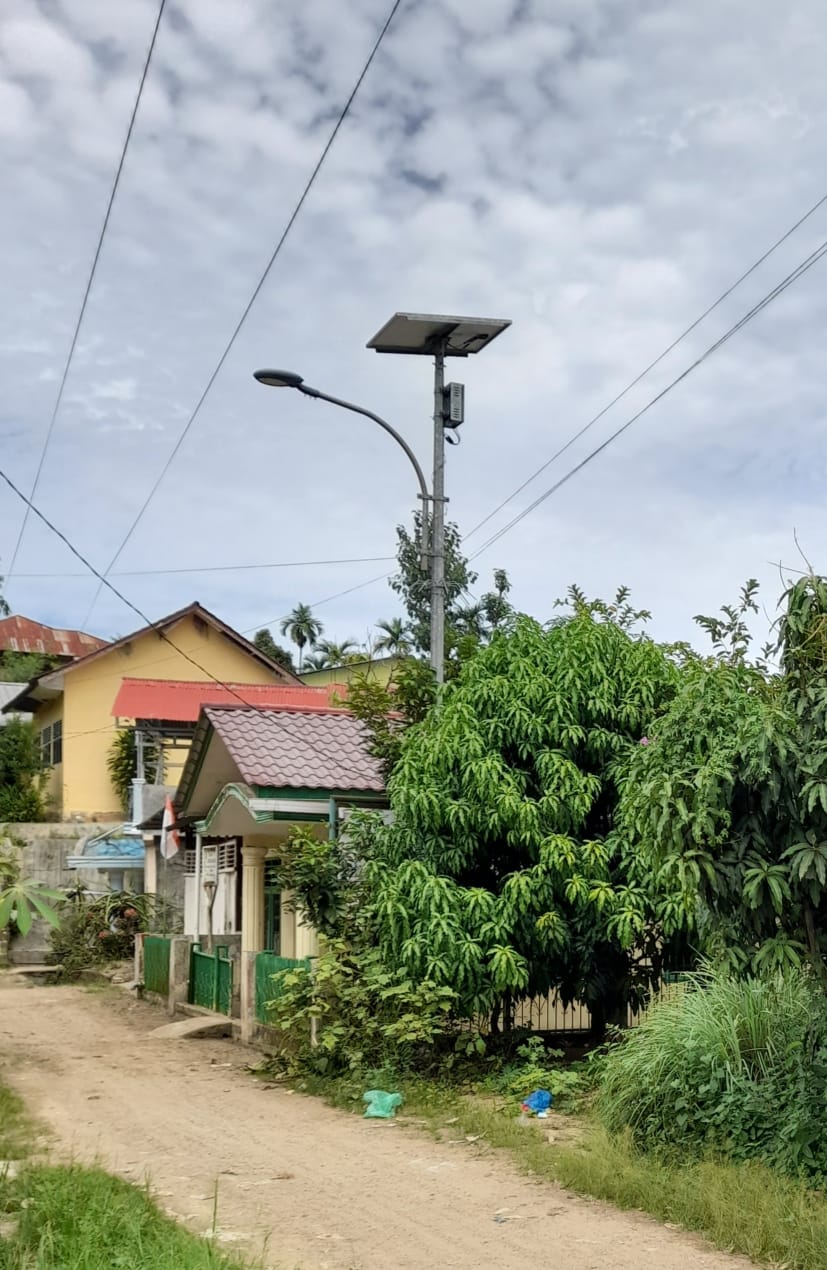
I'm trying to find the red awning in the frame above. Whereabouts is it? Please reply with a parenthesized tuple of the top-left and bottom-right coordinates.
(111, 678, 348, 723)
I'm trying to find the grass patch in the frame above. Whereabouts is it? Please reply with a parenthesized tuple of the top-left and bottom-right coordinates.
(0, 1084, 34, 1162)
(0, 1075, 256, 1269)
(294, 1069, 827, 1270)
(0, 1165, 252, 1270)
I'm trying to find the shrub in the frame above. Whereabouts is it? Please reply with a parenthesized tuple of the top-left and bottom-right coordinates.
(597, 967, 827, 1179)
(265, 939, 458, 1076)
(49, 891, 174, 978)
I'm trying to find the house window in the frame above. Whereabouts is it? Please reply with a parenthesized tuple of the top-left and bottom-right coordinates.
(264, 859, 281, 953)
(39, 722, 62, 766)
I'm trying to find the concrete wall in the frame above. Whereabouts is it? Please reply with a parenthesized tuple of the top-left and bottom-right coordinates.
(7, 820, 120, 964)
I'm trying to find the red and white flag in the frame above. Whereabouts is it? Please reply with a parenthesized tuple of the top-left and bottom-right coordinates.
(160, 795, 180, 859)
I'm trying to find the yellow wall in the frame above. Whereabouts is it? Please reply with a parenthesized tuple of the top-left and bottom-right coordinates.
(35, 614, 285, 819)
(301, 656, 400, 689)
(33, 695, 63, 815)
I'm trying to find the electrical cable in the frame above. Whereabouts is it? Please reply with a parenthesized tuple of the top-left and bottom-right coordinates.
(81, 0, 404, 628)
(465, 189, 827, 543)
(469, 236, 827, 561)
(6, 0, 169, 582)
(13, 555, 395, 580)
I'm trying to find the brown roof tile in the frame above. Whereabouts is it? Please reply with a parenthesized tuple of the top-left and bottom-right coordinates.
(204, 705, 385, 793)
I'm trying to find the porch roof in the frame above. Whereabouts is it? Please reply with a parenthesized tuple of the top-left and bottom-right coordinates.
(177, 703, 386, 822)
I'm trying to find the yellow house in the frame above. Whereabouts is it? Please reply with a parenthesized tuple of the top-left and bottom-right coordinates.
(5, 603, 300, 820)
(300, 654, 401, 689)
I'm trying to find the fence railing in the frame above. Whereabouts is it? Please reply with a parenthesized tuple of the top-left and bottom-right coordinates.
(255, 952, 311, 1025)
(143, 935, 171, 997)
(188, 942, 233, 1015)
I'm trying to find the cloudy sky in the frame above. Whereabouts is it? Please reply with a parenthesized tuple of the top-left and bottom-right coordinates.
(2, 0, 826, 654)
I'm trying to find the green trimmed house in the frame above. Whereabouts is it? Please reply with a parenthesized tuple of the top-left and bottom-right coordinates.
(155, 700, 386, 1039)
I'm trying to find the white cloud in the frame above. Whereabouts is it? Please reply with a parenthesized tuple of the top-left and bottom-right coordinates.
(0, 0, 825, 654)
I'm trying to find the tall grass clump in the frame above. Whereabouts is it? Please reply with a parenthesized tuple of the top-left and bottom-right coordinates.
(598, 967, 827, 1179)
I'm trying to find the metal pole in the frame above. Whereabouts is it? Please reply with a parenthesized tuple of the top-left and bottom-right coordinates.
(298, 385, 430, 570)
(430, 344, 446, 683)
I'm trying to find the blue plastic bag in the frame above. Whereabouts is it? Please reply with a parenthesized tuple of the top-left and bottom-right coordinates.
(521, 1089, 552, 1115)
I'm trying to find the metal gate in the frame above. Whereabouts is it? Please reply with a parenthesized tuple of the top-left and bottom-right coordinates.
(143, 935, 171, 997)
(188, 942, 233, 1015)
(255, 952, 311, 1024)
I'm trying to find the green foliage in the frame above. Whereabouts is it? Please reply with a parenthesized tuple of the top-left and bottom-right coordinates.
(279, 603, 323, 671)
(0, 835, 62, 936)
(0, 650, 56, 682)
(266, 822, 369, 940)
(0, 1164, 252, 1269)
(106, 727, 160, 815)
(390, 513, 513, 661)
(306, 638, 362, 670)
(618, 573, 827, 971)
(366, 598, 689, 1034)
(48, 891, 172, 977)
(0, 717, 48, 821)
(481, 1035, 588, 1111)
(347, 657, 437, 777)
(264, 940, 458, 1076)
(373, 617, 412, 656)
(554, 1125, 827, 1270)
(598, 967, 827, 1180)
(252, 628, 295, 673)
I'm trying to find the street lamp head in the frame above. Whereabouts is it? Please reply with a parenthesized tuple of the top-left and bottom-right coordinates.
(253, 369, 305, 389)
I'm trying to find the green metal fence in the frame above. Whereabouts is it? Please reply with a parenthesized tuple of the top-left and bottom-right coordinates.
(255, 952, 311, 1025)
(188, 943, 233, 1015)
(143, 936, 171, 997)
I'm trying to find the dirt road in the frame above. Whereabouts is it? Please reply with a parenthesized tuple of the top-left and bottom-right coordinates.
(0, 983, 751, 1270)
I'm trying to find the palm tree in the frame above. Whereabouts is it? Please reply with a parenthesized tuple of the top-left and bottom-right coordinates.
(374, 617, 411, 656)
(312, 638, 361, 669)
(280, 604, 323, 672)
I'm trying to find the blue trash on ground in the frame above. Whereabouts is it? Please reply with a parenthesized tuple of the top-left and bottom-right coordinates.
(520, 1089, 553, 1116)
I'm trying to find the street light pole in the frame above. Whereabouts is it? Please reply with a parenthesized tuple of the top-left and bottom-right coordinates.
(252, 370, 429, 570)
(430, 343, 447, 684)
(367, 312, 512, 683)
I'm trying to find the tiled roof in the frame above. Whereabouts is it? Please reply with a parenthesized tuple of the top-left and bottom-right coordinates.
(204, 705, 385, 793)
(112, 678, 348, 723)
(0, 616, 106, 659)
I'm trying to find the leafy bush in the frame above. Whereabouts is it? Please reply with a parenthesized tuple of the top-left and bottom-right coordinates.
(482, 1035, 589, 1111)
(107, 727, 159, 814)
(48, 891, 174, 978)
(0, 719, 49, 821)
(598, 967, 827, 1179)
(265, 939, 458, 1076)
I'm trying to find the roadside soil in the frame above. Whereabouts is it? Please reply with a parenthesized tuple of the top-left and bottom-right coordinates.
(0, 980, 753, 1270)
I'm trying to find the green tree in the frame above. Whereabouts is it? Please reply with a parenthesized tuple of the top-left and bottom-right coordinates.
(373, 617, 412, 656)
(0, 718, 49, 821)
(0, 651, 56, 683)
(311, 638, 361, 669)
(366, 593, 690, 1036)
(107, 728, 160, 816)
(280, 604, 323, 672)
(391, 513, 513, 669)
(617, 573, 827, 975)
(347, 656, 437, 778)
(253, 628, 296, 674)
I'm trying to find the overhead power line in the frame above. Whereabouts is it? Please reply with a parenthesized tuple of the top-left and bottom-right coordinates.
(465, 189, 827, 544)
(13, 554, 394, 580)
(470, 236, 827, 561)
(81, 0, 404, 629)
(6, 0, 168, 583)
(0, 462, 376, 771)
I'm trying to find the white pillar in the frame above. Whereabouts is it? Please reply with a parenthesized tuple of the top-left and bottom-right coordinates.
(240, 842, 268, 1043)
